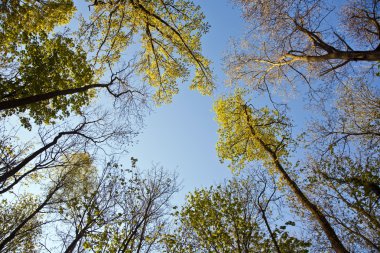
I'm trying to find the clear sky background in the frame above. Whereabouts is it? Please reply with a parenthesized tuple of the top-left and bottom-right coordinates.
(128, 0, 246, 203)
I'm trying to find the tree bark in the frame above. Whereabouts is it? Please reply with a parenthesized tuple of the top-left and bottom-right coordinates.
(288, 50, 380, 62)
(0, 83, 107, 111)
(64, 228, 88, 253)
(260, 206, 282, 253)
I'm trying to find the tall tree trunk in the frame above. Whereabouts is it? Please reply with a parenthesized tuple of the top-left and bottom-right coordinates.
(243, 107, 349, 253)
(288, 50, 380, 62)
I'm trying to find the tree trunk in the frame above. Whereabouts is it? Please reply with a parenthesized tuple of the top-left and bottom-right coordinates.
(260, 206, 282, 253)
(243, 107, 349, 253)
(0, 83, 106, 111)
(64, 228, 88, 253)
(289, 50, 380, 62)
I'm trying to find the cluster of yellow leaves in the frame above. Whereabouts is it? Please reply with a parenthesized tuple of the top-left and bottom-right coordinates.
(86, 0, 214, 104)
(165, 178, 311, 252)
(0, 195, 42, 252)
(7, 35, 94, 127)
(1, 0, 75, 55)
(165, 182, 268, 252)
(214, 90, 290, 172)
(1, 0, 95, 128)
(51, 153, 97, 199)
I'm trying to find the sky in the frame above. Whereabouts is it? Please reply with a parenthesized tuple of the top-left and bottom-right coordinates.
(128, 0, 246, 203)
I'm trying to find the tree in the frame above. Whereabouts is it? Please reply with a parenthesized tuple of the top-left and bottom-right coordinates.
(306, 154, 380, 251)
(303, 80, 380, 251)
(84, 166, 179, 253)
(42, 160, 178, 253)
(0, 34, 95, 127)
(216, 1, 380, 252)
(214, 91, 348, 253)
(83, 0, 213, 101)
(300, 56, 380, 251)
(0, 151, 179, 252)
(0, 0, 93, 127)
(0, 195, 42, 253)
(0, 153, 93, 252)
(163, 171, 310, 253)
(0, 0, 213, 127)
(0, 110, 134, 195)
(228, 0, 380, 95)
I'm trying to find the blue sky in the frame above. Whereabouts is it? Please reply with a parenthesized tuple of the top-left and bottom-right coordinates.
(128, 0, 246, 203)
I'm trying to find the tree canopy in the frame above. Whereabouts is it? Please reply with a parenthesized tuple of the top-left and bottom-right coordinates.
(0, 0, 213, 127)
(1, 0, 379, 252)
(163, 173, 311, 253)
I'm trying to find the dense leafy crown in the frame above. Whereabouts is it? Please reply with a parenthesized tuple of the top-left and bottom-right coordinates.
(0, 0, 213, 127)
(214, 91, 290, 171)
(86, 0, 213, 102)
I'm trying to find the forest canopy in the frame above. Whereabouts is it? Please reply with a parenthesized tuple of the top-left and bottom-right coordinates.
(0, 0, 379, 252)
